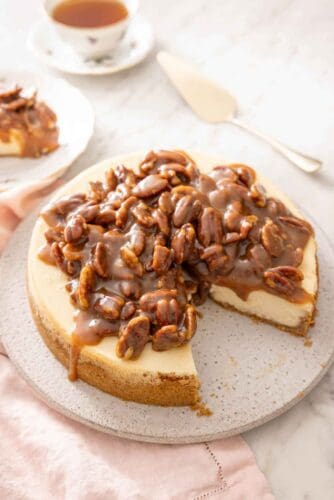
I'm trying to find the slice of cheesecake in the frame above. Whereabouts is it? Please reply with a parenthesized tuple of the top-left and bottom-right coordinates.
(0, 86, 59, 158)
(27, 151, 317, 406)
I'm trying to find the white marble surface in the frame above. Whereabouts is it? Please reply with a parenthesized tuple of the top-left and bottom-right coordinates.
(1, 0, 334, 498)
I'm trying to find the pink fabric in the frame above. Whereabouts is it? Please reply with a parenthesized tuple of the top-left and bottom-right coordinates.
(0, 179, 274, 500)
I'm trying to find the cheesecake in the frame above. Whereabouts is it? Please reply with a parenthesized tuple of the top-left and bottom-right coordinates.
(0, 86, 59, 158)
(27, 150, 318, 406)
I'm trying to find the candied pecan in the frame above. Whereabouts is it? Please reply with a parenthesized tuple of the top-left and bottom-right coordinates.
(132, 202, 155, 227)
(234, 164, 256, 187)
(140, 289, 178, 313)
(44, 225, 64, 243)
(132, 174, 168, 198)
(105, 168, 118, 191)
(184, 304, 197, 340)
(129, 228, 146, 256)
(173, 195, 202, 227)
(152, 245, 173, 273)
(158, 191, 174, 215)
(114, 164, 131, 183)
(264, 270, 295, 296)
(158, 162, 195, 182)
(94, 205, 116, 225)
(152, 325, 184, 351)
(62, 243, 82, 261)
(198, 207, 223, 246)
(120, 301, 136, 320)
(153, 208, 170, 235)
(211, 166, 238, 184)
(239, 216, 257, 240)
(261, 221, 284, 257)
(65, 261, 80, 276)
(156, 298, 182, 326)
(200, 244, 227, 272)
(89, 181, 106, 202)
(171, 223, 196, 264)
(249, 184, 266, 207)
(154, 150, 188, 165)
(0, 86, 22, 102)
(92, 242, 108, 278)
(115, 196, 137, 228)
(267, 266, 304, 281)
(120, 280, 142, 299)
(95, 293, 124, 320)
(120, 246, 139, 268)
(74, 202, 100, 222)
(116, 316, 150, 359)
(42, 194, 86, 222)
(78, 264, 95, 309)
(154, 233, 167, 247)
(248, 244, 271, 271)
(223, 201, 242, 232)
(50, 241, 64, 268)
(278, 216, 313, 234)
(64, 215, 87, 243)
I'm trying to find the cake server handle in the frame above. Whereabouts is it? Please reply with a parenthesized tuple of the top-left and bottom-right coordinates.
(230, 118, 322, 173)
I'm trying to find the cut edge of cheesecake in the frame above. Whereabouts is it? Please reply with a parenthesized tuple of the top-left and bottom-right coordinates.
(27, 151, 318, 406)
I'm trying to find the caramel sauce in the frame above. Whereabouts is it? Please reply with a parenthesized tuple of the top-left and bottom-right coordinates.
(0, 87, 59, 158)
(53, 0, 128, 28)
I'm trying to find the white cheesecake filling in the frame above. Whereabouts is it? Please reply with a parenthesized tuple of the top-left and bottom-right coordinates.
(28, 151, 317, 377)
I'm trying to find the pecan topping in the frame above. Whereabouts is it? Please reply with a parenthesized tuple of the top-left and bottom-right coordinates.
(39, 149, 314, 369)
(116, 316, 150, 359)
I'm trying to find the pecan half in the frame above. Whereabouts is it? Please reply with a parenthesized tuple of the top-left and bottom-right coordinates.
(94, 205, 116, 225)
(234, 164, 256, 188)
(249, 184, 266, 207)
(120, 301, 136, 320)
(140, 289, 178, 313)
(129, 228, 146, 256)
(116, 316, 150, 359)
(200, 244, 227, 272)
(92, 242, 108, 278)
(120, 246, 139, 268)
(263, 270, 295, 296)
(132, 174, 168, 198)
(152, 325, 184, 351)
(105, 168, 118, 191)
(171, 223, 196, 264)
(261, 221, 284, 257)
(115, 196, 137, 228)
(95, 293, 124, 320)
(132, 202, 155, 227)
(158, 191, 174, 215)
(152, 245, 173, 273)
(78, 264, 95, 309)
(89, 181, 105, 202)
(278, 216, 313, 234)
(198, 207, 223, 246)
(153, 208, 170, 235)
(173, 195, 202, 227)
(184, 304, 197, 340)
(266, 266, 304, 281)
(156, 298, 182, 326)
(64, 215, 87, 243)
(62, 243, 82, 262)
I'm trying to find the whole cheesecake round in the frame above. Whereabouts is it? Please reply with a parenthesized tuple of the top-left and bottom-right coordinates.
(27, 150, 318, 406)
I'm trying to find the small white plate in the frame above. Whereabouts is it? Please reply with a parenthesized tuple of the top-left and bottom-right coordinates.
(0, 71, 94, 190)
(27, 16, 154, 76)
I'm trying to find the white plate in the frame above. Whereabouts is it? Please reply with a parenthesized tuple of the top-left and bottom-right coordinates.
(0, 71, 94, 190)
(27, 16, 154, 76)
(0, 210, 333, 444)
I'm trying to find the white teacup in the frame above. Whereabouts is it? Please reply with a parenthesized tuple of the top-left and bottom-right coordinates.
(44, 0, 138, 59)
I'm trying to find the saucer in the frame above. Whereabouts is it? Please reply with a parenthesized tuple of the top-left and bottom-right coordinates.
(27, 16, 154, 76)
(0, 70, 94, 190)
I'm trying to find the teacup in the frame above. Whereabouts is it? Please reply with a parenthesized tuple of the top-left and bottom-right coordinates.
(44, 0, 138, 59)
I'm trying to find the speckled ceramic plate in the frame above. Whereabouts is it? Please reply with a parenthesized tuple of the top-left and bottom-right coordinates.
(27, 16, 154, 76)
(0, 210, 333, 444)
(0, 71, 94, 191)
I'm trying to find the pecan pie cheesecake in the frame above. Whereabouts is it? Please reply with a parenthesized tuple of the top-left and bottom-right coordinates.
(27, 150, 318, 406)
(0, 86, 59, 157)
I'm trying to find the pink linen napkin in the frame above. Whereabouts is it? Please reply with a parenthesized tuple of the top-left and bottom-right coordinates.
(0, 179, 274, 500)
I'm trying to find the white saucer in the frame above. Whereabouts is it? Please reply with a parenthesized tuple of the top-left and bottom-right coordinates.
(0, 71, 94, 190)
(27, 16, 154, 76)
